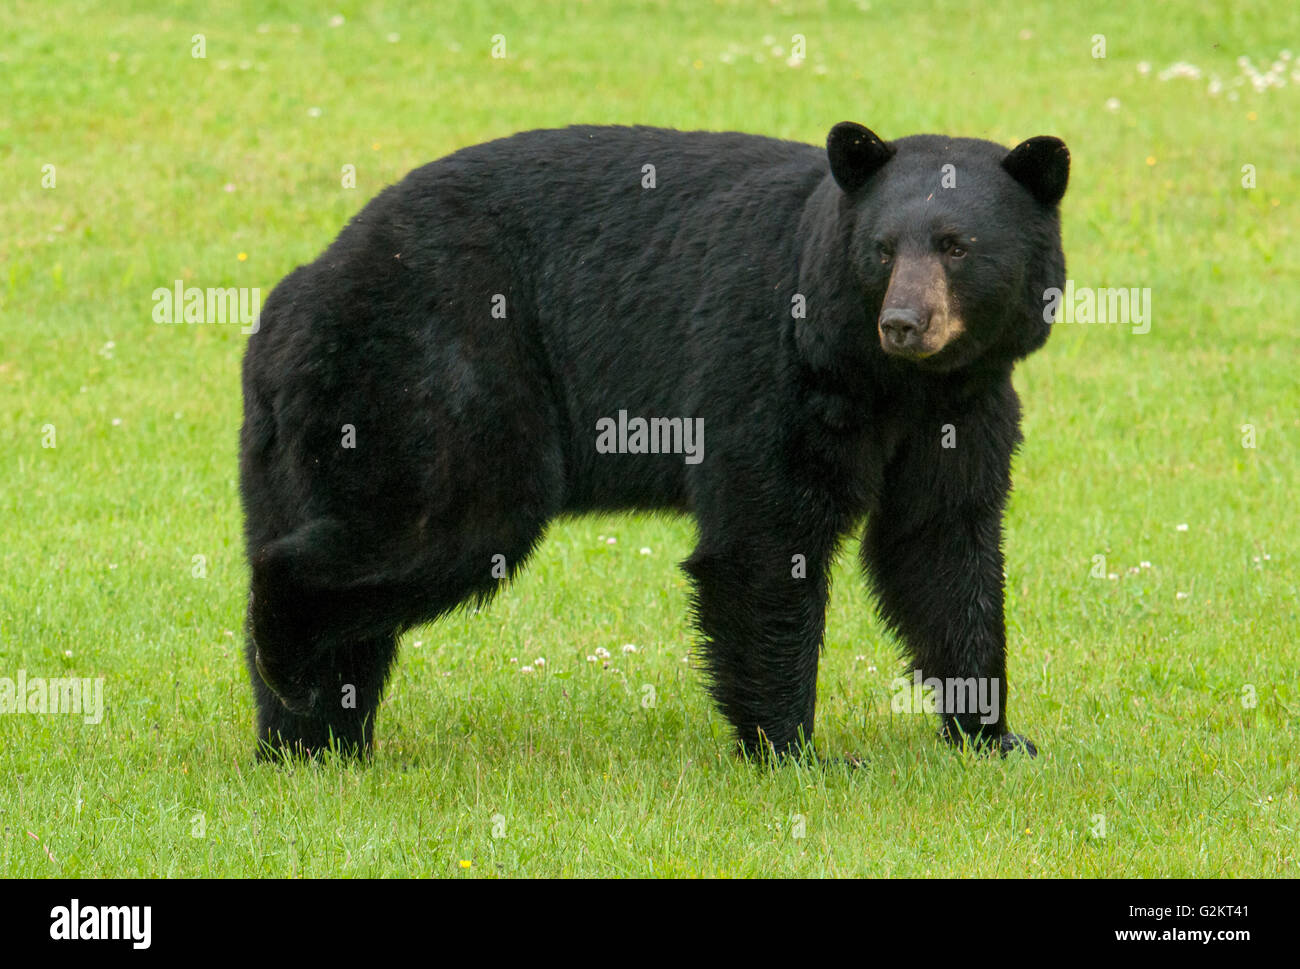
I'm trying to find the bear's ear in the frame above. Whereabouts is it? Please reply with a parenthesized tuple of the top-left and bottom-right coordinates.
(1002, 136, 1070, 207)
(826, 122, 895, 194)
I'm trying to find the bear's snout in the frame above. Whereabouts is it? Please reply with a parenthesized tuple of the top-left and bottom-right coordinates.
(878, 255, 965, 362)
(879, 307, 927, 352)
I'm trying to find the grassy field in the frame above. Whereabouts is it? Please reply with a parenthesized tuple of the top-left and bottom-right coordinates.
(1, 0, 1296, 877)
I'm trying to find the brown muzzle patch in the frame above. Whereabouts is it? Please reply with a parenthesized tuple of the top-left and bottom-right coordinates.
(878, 255, 965, 360)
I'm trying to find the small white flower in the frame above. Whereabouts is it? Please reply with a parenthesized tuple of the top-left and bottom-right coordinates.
(328, 14, 345, 28)
(867, 665, 877, 673)
(595, 646, 610, 659)
(64, 650, 73, 657)
(1105, 97, 1121, 112)
(640, 547, 652, 555)
(621, 644, 637, 654)
(307, 106, 323, 118)
(605, 537, 617, 545)
(1140, 561, 1151, 569)
(386, 32, 400, 43)
(586, 655, 597, 663)
(520, 665, 534, 674)
(1176, 592, 1188, 600)
(1137, 61, 1151, 75)
(1108, 573, 1118, 580)
(509, 657, 517, 664)
(1176, 523, 1189, 531)
(534, 657, 546, 667)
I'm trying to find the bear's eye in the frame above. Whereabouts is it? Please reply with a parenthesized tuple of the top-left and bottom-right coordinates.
(876, 243, 894, 264)
(942, 238, 968, 259)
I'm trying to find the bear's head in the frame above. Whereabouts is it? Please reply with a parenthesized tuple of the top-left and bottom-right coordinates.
(823, 121, 1069, 374)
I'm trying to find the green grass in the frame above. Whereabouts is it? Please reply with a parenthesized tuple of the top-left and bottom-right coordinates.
(1, 0, 1296, 877)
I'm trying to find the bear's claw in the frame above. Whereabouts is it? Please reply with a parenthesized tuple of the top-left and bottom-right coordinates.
(941, 726, 1038, 758)
(998, 732, 1038, 757)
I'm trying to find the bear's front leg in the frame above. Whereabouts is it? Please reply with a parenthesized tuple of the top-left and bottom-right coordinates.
(863, 498, 1036, 758)
(684, 532, 834, 760)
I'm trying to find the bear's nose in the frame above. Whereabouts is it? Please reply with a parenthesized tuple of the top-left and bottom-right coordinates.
(879, 307, 927, 349)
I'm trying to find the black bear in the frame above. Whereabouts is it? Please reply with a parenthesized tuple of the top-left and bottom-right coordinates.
(240, 122, 1068, 761)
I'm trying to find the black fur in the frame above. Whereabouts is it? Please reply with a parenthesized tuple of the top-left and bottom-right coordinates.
(240, 123, 1068, 760)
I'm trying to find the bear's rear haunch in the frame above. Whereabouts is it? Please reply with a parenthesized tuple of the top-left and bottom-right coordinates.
(240, 122, 1069, 761)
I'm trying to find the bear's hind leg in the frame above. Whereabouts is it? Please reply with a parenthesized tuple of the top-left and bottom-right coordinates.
(249, 630, 397, 760)
(245, 551, 413, 760)
(246, 510, 551, 760)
